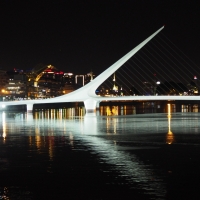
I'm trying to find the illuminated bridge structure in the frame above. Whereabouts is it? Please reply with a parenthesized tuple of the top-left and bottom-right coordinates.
(2, 26, 200, 113)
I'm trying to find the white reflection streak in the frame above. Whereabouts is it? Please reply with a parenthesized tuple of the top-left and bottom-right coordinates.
(2, 112, 6, 139)
(83, 113, 98, 135)
(113, 118, 117, 134)
(82, 115, 166, 198)
(106, 117, 118, 134)
(69, 133, 74, 148)
(81, 136, 165, 197)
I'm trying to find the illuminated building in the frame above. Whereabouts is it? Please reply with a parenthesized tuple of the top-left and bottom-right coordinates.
(84, 71, 95, 85)
(36, 68, 64, 98)
(3, 74, 28, 99)
(62, 73, 81, 94)
(63, 73, 75, 85)
(62, 84, 81, 95)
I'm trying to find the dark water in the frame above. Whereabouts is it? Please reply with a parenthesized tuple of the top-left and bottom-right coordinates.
(1, 109, 200, 199)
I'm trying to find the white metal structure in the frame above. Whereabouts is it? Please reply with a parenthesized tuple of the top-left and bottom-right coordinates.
(2, 26, 198, 113)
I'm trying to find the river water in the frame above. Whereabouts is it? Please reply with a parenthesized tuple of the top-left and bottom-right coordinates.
(1, 106, 200, 199)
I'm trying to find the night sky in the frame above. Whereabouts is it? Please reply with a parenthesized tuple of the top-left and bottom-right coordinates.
(0, 0, 199, 77)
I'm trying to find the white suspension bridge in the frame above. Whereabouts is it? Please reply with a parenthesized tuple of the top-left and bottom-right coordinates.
(1, 26, 200, 113)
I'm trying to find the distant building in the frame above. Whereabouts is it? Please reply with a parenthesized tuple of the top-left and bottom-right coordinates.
(37, 78, 61, 98)
(62, 84, 81, 95)
(35, 68, 64, 98)
(63, 73, 75, 85)
(3, 74, 28, 99)
(0, 69, 9, 89)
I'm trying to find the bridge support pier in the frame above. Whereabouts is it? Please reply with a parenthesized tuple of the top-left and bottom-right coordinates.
(27, 103, 33, 113)
(84, 99, 100, 113)
(96, 101, 100, 110)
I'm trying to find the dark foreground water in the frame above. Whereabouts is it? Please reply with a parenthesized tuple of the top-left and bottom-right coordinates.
(1, 111, 200, 199)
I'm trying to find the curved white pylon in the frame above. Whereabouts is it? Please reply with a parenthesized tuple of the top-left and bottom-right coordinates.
(0, 26, 165, 112)
(54, 26, 164, 103)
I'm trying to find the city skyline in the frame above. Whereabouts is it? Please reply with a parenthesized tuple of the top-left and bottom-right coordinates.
(0, 1, 199, 79)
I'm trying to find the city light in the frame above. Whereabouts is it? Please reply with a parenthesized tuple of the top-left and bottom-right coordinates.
(156, 81, 160, 85)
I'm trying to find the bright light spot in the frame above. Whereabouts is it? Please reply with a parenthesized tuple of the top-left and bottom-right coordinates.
(156, 81, 160, 85)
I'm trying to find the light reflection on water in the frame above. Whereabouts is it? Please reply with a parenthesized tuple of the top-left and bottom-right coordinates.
(1, 106, 200, 199)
